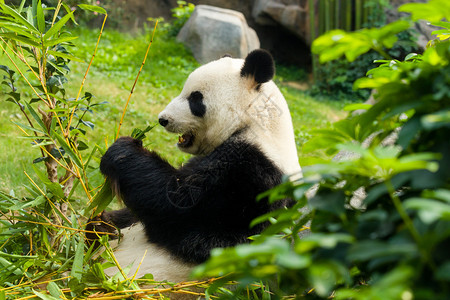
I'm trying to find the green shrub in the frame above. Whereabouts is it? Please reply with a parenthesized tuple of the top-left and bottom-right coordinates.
(312, 1, 419, 101)
(312, 29, 418, 101)
(193, 2, 450, 299)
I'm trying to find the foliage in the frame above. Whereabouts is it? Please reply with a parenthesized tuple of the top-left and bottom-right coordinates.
(193, 3, 450, 299)
(147, 0, 195, 38)
(0, 0, 115, 296)
(0, 1, 203, 298)
(312, 1, 419, 101)
(169, 0, 195, 36)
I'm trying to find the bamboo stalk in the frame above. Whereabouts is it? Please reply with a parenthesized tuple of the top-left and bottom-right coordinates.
(66, 13, 108, 136)
(116, 20, 159, 139)
(363, 0, 369, 26)
(319, 0, 325, 36)
(324, 0, 331, 32)
(330, 0, 335, 30)
(335, 0, 340, 29)
(355, 0, 362, 30)
(345, 0, 352, 31)
(309, 0, 317, 83)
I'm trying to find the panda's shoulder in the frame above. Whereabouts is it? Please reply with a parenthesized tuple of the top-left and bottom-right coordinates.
(185, 130, 282, 178)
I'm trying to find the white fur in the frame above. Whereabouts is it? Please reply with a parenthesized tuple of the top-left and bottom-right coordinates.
(105, 223, 195, 282)
(159, 56, 301, 175)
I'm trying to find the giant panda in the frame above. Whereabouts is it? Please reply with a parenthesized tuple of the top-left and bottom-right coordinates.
(96, 49, 301, 283)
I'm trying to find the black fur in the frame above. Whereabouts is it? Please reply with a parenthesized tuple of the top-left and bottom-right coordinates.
(100, 131, 289, 263)
(240, 49, 275, 85)
(102, 208, 139, 229)
(188, 91, 206, 117)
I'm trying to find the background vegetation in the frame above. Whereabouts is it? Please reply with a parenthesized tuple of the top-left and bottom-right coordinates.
(1, 0, 449, 299)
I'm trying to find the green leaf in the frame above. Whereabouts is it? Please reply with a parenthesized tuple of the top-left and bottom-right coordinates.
(421, 110, 450, 130)
(309, 261, 350, 297)
(309, 190, 345, 215)
(0, 257, 22, 276)
(45, 35, 78, 47)
(399, 0, 450, 23)
(61, 3, 78, 25)
(47, 49, 83, 62)
(435, 261, 450, 281)
(32, 164, 65, 199)
(12, 121, 46, 134)
(131, 125, 156, 140)
(0, 32, 41, 47)
(0, 21, 40, 40)
(46, 282, 64, 299)
(85, 180, 113, 216)
(343, 103, 372, 112)
(33, 289, 59, 300)
(43, 10, 74, 41)
(348, 241, 418, 262)
(276, 252, 310, 269)
(71, 238, 85, 281)
(25, 102, 48, 133)
(52, 130, 83, 168)
(36, 0, 44, 32)
(8, 194, 45, 210)
(404, 197, 450, 224)
(0, 3, 39, 34)
(297, 233, 354, 253)
(78, 4, 107, 15)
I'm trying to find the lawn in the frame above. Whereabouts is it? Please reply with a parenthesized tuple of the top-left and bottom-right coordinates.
(0, 25, 349, 196)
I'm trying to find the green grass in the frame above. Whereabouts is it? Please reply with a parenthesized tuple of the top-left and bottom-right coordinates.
(0, 26, 350, 195)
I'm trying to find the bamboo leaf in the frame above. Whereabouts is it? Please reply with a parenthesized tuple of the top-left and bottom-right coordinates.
(78, 4, 107, 15)
(47, 282, 64, 299)
(25, 102, 48, 133)
(61, 3, 78, 25)
(0, 32, 41, 47)
(32, 290, 59, 300)
(45, 35, 78, 47)
(0, 3, 39, 34)
(0, 21, 40, 40)
(70, 238, 85, 281)
(36, 0, 45, 32)
(43, 10, 74, 41)
(18, 0, 26, 13)
(0, 257, 22, 276)
(32, 164, 65, 198)
(12, 121, 46, 134)
(8, 195, 46, 210)
(52, 130, 83, 168)
(85, 180, 113, 216)
(47, 49, 83, 62)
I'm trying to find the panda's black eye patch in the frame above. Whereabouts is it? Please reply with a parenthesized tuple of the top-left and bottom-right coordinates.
(188, 91, 206, 117)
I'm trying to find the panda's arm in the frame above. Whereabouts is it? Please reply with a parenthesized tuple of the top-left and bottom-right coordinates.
(100, 137, 186, 215)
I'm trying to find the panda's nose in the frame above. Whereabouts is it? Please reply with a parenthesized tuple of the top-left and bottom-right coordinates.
(159, 117, 169, 127)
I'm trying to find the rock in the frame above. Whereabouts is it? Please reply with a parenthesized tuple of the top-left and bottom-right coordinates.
(252, 0, 310, 43)
(177, 5, 260, 64)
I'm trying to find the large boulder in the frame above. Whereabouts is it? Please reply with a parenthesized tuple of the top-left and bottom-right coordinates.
(252, 0, 310, 43)
(177, 5, 260, 63)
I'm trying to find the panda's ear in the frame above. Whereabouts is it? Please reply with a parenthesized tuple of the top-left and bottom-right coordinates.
(240, 49, 275, 87)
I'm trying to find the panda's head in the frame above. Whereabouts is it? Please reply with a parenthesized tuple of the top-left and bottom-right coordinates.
(158, 49, 275, 156)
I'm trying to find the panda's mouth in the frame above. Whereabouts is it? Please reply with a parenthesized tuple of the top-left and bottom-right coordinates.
(177, 133, 194, 148)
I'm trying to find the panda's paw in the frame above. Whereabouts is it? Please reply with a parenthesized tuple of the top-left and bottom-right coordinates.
(85, 212, 119, 248)
(100, 137, 143, 177)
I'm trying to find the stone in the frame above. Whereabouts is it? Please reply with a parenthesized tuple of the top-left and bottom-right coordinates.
(252, 0, 310, 43)
(177, 5, 260, 64)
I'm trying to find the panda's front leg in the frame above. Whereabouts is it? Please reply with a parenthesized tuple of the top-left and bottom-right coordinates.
(100, 136, 178, 216)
